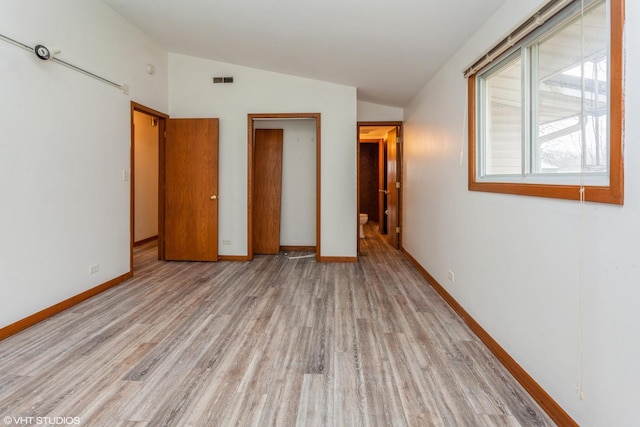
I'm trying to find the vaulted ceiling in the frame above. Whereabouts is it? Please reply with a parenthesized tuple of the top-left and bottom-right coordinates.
(103, 0, 506, 107)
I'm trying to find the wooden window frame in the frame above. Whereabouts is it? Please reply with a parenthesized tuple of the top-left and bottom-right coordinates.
(468, 0, 624, 204)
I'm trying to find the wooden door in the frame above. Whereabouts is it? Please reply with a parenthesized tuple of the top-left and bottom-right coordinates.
(253, 129, 283, 254)
(386, 127, 399, 249)
(378, 139, 386, 234)
(164, 118, 219, 261)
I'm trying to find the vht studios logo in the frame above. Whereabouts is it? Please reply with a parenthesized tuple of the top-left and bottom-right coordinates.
(3, 416, 81, 425)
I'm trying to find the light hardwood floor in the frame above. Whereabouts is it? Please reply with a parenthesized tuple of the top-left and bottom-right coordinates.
(0, 224, 554, 426)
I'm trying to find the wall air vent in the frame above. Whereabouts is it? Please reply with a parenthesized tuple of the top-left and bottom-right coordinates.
(213, 76, 234, 84)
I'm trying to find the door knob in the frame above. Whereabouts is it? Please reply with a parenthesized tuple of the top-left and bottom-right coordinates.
(210, 195, 217, 200)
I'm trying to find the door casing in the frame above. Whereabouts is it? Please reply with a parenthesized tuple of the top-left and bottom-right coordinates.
(247, 113, 321, 261)
(356, 121, 403, 254)
(130, 102, 169, 270)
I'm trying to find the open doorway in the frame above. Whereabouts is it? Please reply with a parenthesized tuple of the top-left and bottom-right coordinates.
(130, 102, 168, 271)
(133, 111, 159, 245)
(247, 113, 321, 261)
(357, 121, 403, 252)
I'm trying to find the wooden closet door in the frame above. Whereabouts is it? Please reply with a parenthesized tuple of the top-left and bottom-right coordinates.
(253, 129, 283, 254)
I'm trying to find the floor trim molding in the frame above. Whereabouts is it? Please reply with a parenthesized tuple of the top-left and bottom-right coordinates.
(134, 235, 158, 247)
(0, 272, 132, 341)
(219, 255, 251, 262)
(280, 246, 316, 252)
(401, 248, 578, 427)
(317, 256, 357, 263)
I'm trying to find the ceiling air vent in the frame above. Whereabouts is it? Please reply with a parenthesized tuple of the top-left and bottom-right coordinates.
(213, 76, 234, 84)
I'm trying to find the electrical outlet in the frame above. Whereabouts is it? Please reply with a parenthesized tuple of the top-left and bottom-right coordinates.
(122, 170, 130, 181)
(222, 239, 231, 245)
(90, 264, 99, 274)
(447, 270, 455, 282)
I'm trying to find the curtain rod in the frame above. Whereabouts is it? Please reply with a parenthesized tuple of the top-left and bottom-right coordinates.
(462, 0, 596, 78)
(0, 32, 129, 94)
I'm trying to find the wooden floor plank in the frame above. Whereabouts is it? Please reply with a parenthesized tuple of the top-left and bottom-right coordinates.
(357, 318, 408, 427)
(0, 223, 555, 426)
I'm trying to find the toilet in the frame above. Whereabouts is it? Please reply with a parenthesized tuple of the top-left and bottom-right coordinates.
(359, 213, 368, 238)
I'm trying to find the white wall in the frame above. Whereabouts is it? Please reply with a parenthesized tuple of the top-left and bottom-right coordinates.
(254, 120, 316, 247)
(402, 0, 640, 425)
(169, 53, 357, 257)
(357, 101, 403, 122)
(133, 111, 159, 242)
(0, 0, 168, 328)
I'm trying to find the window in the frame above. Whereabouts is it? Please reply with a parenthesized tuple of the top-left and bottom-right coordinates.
(467, 0, 624, 204)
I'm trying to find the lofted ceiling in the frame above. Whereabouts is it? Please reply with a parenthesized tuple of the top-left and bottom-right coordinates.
(103, 0, 506, 107)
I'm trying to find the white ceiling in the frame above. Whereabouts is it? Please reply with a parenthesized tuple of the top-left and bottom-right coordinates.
(103, 0, 506, 107)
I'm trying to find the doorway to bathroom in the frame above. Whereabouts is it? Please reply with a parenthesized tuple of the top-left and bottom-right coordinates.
(357, 121, 403, 251)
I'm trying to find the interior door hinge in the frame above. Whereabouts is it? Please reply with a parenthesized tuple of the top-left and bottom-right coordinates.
(396, 227, 401, 233)
(164, 131, 167, 138)
(396, 181, 401, 189)
(396, 137, 402, 144)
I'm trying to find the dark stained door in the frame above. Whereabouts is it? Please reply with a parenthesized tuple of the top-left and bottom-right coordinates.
(164, 118, 219, 261)
(359, 142, 379, 222)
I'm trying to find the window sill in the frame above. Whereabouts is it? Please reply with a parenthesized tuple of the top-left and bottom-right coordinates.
(468, 180, 623, 204)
